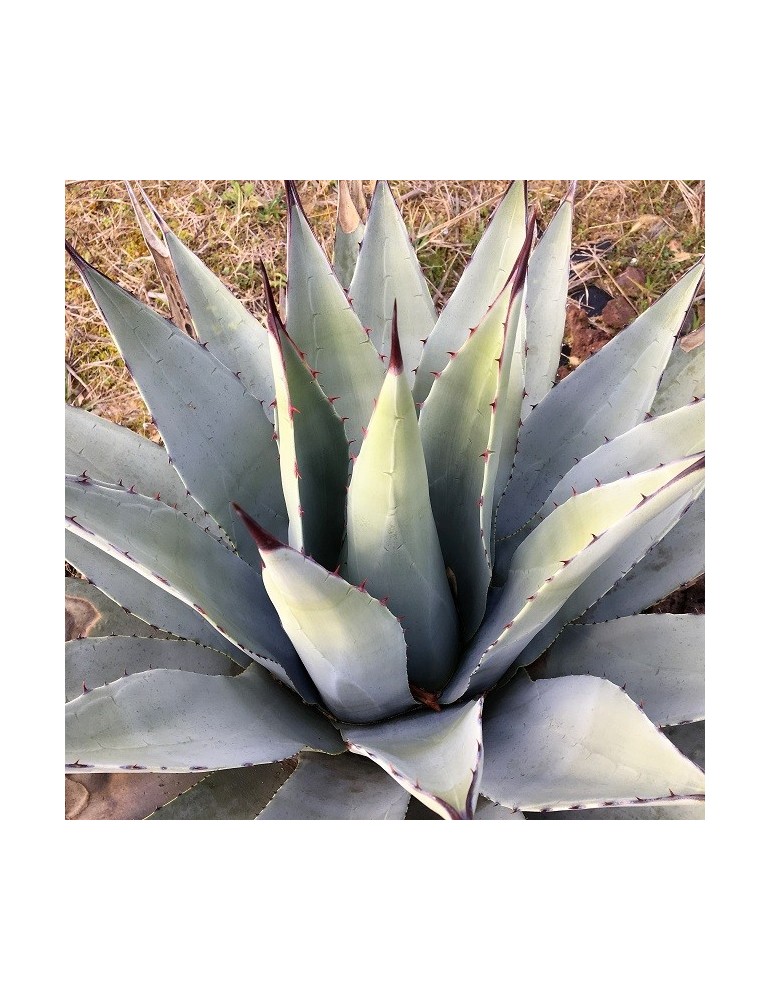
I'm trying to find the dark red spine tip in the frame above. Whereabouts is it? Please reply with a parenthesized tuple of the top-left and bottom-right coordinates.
(259, 260, 283, 342)
(284, 180, 298, 208)
(231, 502, 283, 552)
(509, 209, 538, 298)
(388, 301, 403, 374)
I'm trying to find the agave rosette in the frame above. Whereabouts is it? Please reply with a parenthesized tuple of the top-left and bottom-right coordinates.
(64, 180, 705, 820)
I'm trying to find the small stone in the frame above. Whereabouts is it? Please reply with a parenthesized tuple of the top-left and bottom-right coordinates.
(601, 297, 637, 332)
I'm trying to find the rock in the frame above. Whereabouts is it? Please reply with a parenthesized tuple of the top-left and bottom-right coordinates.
(601, 297, 637, 331)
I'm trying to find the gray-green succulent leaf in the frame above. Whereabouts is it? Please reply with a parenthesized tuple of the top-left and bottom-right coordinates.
(479, 673, 705, 813)
(495, 261, 705, 539)
(65, 635, 240, 703)
(234, 504, 414, 724)
(66, 245, 287, 561)
(444, 454, 705, 702)
(341, 308, 458, 691)
(65, 179, 706, 821)
(65, 477, 315, 700)
(255, 752, 411, 820)
(333, 180, 366, 290)
(414, 181, 527, 404)
(65, 665, 343, 773)
(349, 180, 437, 388)
(263, 265, 349, 569)
(66, 536, 251, 664)
(536, 614, 705, 727)
(521, 182, 574, 415)
(284, 180, 385, 458)
(343, 698, 484, 821)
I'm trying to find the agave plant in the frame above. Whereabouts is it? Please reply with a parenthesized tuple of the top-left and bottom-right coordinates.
(64, 180, 705, 821)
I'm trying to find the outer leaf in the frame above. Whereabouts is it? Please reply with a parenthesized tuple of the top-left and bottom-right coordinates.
(485, 220, 534, 523)
(414, 181, 527, 404)
(256, 752, 410, 820)
(159, 215, 276, 410)
(419, 275, 519, 639)
(65, 535, 251, 665)
(443, 455, 705, 702)
(65, 478, 314, 699)
(341, 309, 458, 690)
(235, 505, 414, 723)
(480, 674, 705, 812)
(65, 404, 228, 542)
(496, 262, 705, 538)
(65, 665, 343, 772)
(344, 698, 484, 821)
(521, 184, 574, 414)
(538, 614, 704, 727)
(147, 762, 296, 820)
(262, 265, 348, 569)
(333, 180, 365, 289)
(65, 636, 239, 703)
(66, 245, 286, 559)
(124, 181, 195, 338)
(651, 329, 705, 416)
(474, 798, 526, 821)
(525, 802, 704, 820)
(348, 181, 437, 386)
(581, 492, 704, 622)
(284, 181, 385, 457)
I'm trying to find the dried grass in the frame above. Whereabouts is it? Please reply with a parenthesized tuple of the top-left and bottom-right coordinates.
(65, 179, 705, 436)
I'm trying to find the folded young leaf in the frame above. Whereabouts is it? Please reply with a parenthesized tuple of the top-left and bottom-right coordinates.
(343, 698, 484, 820)
(66, 535, 251, 665)
(65, 478, 313, 699)
(65, 635, 240, 703)
(65, 665, 343, 772)
(444, 455, 705, 701)
(496, 262, 704, 538)
(262, 265, 348, 569)
(414, 181, 527, 404)
(234, 505, 414, 724)
(521, 184, 574, 415)
(66, 245, 287, 561)
(255, 752, 411, 820)
(124, 181, 195, 340)
(284, 181, 385, 457)
(538, 614, 705, 727)
(480, 674, 705, 812)
(349, 181, 437, 387)
(342, 308, 458, 690)
(333, 180, 366, 290)
(420, 256, 529, 640)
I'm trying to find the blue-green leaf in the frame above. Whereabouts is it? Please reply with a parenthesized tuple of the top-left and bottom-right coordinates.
(349, 181, 437, 387)
(341, 308, 458, 691)
(65, 665, 342, 772)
